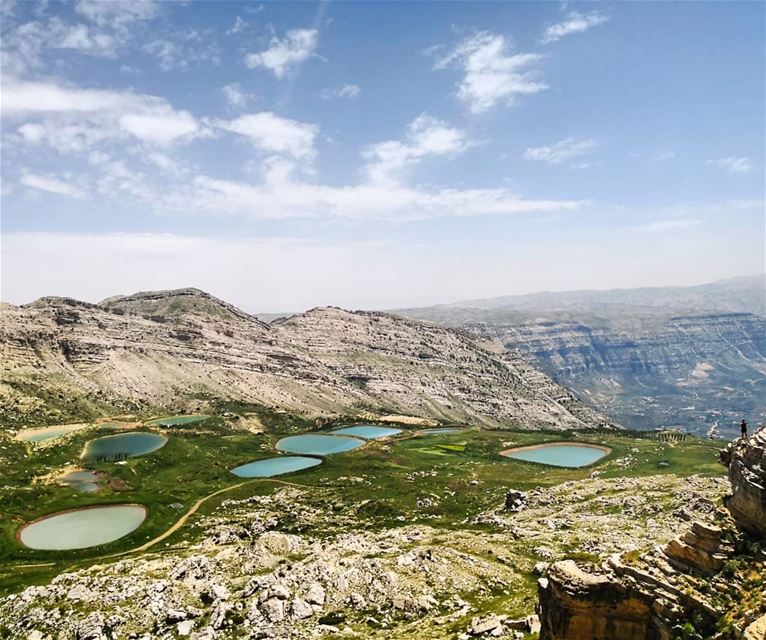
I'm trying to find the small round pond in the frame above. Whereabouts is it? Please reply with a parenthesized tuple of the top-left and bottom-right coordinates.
(81, 432, 168, 462)
(145, 415, 209, 427)
(331, 425, 402, 439)
(500, 442, 611, 468)
(276, 434, 364, 456)
(18, 504, 147, 550)
(231, 456, 322, 478)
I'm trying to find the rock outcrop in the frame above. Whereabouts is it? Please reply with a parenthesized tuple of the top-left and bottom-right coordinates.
(538, 427, 766, 640)
(0, 289, 613, 430)
(720, 427, 766, 537)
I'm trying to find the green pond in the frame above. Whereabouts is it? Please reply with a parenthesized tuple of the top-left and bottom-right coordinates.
(81, 432, 168, 462)
(501, 442, 610, 468)
(276, 434, 365, 456)
(145, 415, 209, 426)
(331, 425, 402, 439)
(18, 505, 147, 550)
(230, 456, 322, 478)
(60, 470, 100, 493)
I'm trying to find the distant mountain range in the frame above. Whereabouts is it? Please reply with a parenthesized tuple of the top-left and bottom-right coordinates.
(396, 275, 766, 438)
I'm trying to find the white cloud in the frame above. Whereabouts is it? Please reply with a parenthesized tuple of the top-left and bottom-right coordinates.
(707, 157, 751, 174)
(541, 11, 609, 44)
(75, 0, 160, 28)
(20, 172, 86, 198)
(320, 84, 361, 99)
(363, 114, 471, 185)
(434, 32, 547, 113)
(524, 138, 597, 164)
(118, 110, 200, 145)
(221, 83, 254, 109)
(183, 174, 586, 221)
(630, 219, 700, 232)
(245, 28, 318, 78)
(4, 79, 202, 148)
(215, 112, 317, 159)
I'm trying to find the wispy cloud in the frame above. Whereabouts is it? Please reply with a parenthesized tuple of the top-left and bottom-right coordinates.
(434, 31, 547, 113)
(187, 175, 587, 221)
(75, 0, 161, 29)
(524, 138, 597, 165)
(221, 83, 255, 109)
(629, 219, 700, 232)
(245, 28, 318, 78)
(707, 156, 751, 174)
(142, 30, 221, 71)
(20, 171, 86, 198)
(363, 114, 471, 185)
(541, 11, 609, 44)
(320, 84, 361, 99)
(570, 160, 602, 170)
(652, 150, 676, 163)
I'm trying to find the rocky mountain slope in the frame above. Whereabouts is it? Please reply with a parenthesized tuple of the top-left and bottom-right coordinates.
(538, 427, 766, 640)
(0, 288, 610, 431)
(396, 276, 766, 437)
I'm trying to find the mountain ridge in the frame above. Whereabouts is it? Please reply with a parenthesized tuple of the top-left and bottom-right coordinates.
(0, 288, 611, 431)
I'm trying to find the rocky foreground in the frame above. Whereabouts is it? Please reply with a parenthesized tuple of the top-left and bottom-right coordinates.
(537, 427, 766, 640)
(0, 288, 609, 431)
(0, 473, 726, 639)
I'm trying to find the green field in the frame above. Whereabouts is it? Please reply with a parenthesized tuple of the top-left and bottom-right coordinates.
(0, 405, 726, 595)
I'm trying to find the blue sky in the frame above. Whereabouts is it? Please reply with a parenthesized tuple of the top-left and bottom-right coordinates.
(1, 0, 763, 311)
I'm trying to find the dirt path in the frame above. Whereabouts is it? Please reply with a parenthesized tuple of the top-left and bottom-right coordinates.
(113, 477, 310, 557)
(14, 476, 313, 570)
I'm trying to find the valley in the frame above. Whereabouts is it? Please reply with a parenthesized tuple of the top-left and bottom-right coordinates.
(397, 276, 766, 439)
(0, 286, 763, 639)
(0, 407, 730, 638)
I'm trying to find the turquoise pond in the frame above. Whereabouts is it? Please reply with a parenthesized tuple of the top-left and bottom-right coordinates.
(19, 505, 147, 550)
(81, 432, 168, 462)
(501, 443, 610, 468)
(276, 434, 365, 456)
(145, 415, 209, 426)
(331, 425, 402, 439)
(230, 456, 322, 478)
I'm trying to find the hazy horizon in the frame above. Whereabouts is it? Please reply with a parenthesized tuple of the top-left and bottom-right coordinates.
(2, 272, 763, 317)
(1, 1, 764, 311)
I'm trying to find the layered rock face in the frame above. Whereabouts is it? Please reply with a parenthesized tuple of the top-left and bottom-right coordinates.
(538, 427, 766, 640)
(720, 427, 766, 538)
(468, 313, 766, 436)
(0, 289, 611, 430)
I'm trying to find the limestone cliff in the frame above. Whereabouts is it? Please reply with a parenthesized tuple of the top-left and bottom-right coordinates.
(720, 427, 766, 538)
(537, 427, 766, 640)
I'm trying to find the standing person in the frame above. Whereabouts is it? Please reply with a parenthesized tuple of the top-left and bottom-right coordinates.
(741, 419, 748, 439)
